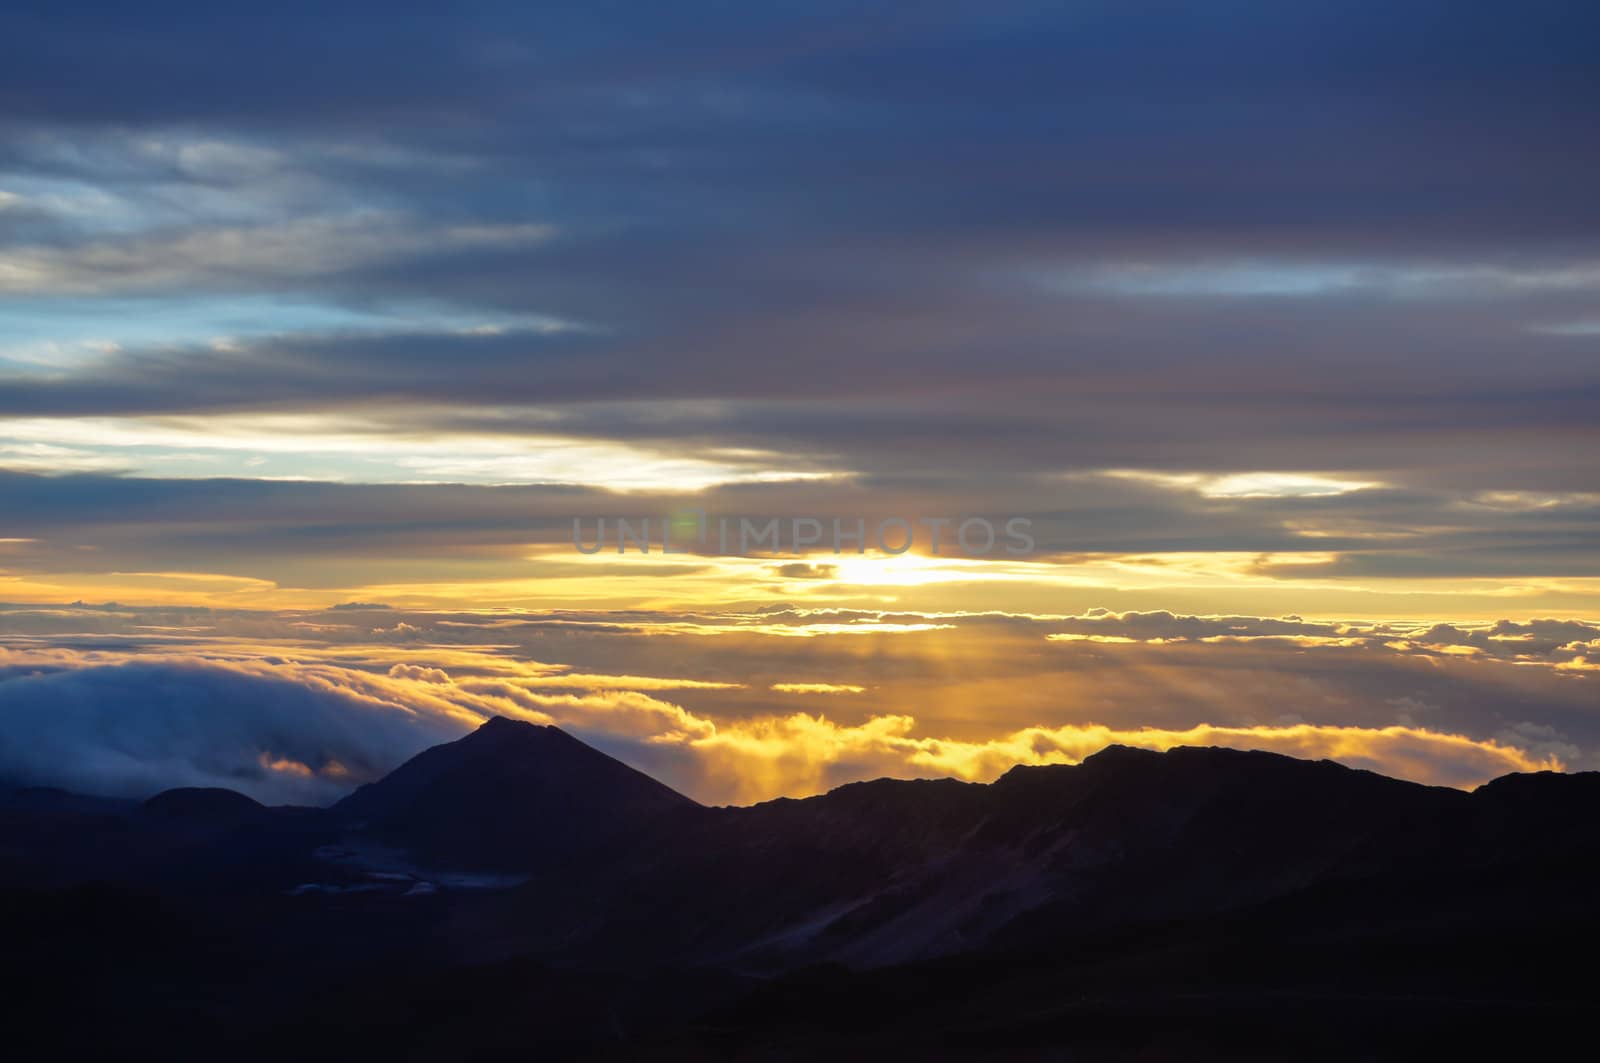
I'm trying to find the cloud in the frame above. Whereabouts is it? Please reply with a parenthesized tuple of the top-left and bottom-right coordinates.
(655, 714, 1558, 805)
(772, 683, 866, 695)
(1, 6, 1596, 814)
(0, 214, 552, 296)
(0, 618, 1582, 807)
(771, 563, 837, 580)
(0, 658, 470, 804)
(1, 3, 1597, 523)
(1040, 610, 1600, 666)
(386, 662, 451, 684)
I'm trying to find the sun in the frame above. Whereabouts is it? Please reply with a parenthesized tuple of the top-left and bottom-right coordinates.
(826, 552, 991, 587)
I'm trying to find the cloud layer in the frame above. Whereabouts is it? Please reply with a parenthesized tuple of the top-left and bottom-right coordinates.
(1, 602, 1590, 804)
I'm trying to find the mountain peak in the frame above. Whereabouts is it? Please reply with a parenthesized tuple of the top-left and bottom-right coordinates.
(473, 714, 533, 735)
(333, 716, 698, 871)
(1082, 742, 1163, 764)
(990, 742, 1163, 787)
(143, 786, 266, 822)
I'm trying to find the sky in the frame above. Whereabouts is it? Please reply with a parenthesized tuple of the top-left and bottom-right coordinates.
(0, 2, 1596, 804)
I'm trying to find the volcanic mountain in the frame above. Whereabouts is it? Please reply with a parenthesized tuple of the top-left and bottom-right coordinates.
(331, 716, 700, 871)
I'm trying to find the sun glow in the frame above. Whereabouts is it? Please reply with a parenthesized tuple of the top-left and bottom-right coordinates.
(823, 552, 994, 587)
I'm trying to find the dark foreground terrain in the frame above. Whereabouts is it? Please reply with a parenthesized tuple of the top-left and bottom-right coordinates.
(3, 717, 1597, 1060)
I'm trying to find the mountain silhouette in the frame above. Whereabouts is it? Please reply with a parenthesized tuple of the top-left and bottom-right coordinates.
(332, 716, 700, 871)
(480, 740, 1546, 972)
(143, 786, 267, 824)
(2, 717, 1598, 1060)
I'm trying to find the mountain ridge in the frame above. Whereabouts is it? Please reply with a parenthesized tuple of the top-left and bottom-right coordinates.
(4, 715, 1599, 1060)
